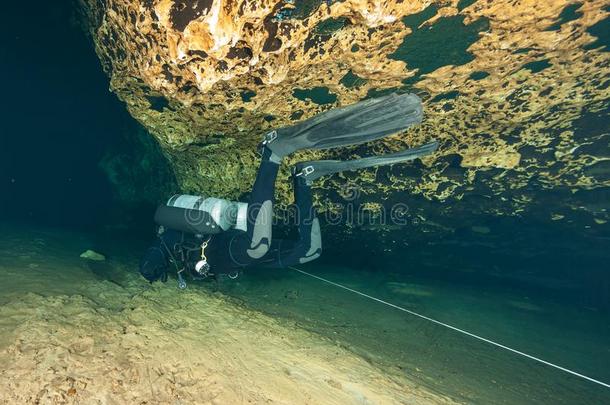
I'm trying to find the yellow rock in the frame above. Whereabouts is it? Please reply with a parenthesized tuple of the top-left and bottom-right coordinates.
(78, 0, 610, 220)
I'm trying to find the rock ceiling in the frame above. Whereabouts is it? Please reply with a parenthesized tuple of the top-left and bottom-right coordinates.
(80, 0, 610, 238)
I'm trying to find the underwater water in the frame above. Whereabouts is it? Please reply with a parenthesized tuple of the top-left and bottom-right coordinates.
(2, 0, 610, 404)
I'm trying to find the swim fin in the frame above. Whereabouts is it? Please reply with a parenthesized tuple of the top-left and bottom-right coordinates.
(262, 93, 423, 158)
(292, 140, 438, 184)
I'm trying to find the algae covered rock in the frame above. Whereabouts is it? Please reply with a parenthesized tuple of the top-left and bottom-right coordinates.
(78, 0, 610, 240)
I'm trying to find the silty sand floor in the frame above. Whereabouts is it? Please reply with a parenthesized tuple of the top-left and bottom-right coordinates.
(0, 225, 454, 404)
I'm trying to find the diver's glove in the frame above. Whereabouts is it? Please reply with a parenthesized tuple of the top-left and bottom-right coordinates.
(139, 246, 169, 283)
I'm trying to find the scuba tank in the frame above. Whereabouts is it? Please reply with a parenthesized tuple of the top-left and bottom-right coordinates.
(154, 194, 248, 235)
(154, 194, 247, 289)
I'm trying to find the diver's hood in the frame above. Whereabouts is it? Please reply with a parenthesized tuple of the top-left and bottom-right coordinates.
(154, 194, 248, 235)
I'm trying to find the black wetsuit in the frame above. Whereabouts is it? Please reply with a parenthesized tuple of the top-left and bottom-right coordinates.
(139, 148, 322, 283)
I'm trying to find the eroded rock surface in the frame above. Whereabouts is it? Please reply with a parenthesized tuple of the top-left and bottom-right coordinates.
(79, 0, 610, 240)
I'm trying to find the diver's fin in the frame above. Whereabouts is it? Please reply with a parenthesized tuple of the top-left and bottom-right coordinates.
(292, 140, 438, 184)
(263, 93, 423, 158)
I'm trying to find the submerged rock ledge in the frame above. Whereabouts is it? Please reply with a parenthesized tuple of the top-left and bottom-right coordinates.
(79, 0, 609, 238)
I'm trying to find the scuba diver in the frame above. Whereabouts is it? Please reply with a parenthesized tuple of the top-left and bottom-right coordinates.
(139, 93, 438, 288)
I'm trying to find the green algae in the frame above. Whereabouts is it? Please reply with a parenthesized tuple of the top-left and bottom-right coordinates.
(401, 5, 438, 30)
(146, 95, 169, 112)
(240, 90, 256, 102)
(584, 161, 610, 181)
(290, 110, 305, 120)
(288, 0, 325, 20)
(457, 0, 478, 11)
(522, 59, 552, 74)
(314, 17, 348, 35)
(431, 91, 460, 102)
(513, 47, 535, 54)
(545, 2, 583, 31)
(293, 86, 338, 104)
(584, 15, 610, 52)
(340, 70, 368, 88)
(390, 12, 490, 78)
(469, 71, 489, 81)
(365, 87, 401, 100)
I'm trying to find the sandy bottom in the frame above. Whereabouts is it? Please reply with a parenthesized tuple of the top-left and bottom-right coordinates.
(0, 225, 453, 404)
(217, 261, 610, 404)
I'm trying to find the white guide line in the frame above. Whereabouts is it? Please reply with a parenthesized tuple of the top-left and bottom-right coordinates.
(287, 266, 610, 389)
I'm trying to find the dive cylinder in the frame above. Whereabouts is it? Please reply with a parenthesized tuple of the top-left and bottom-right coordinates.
(154, 194, 248, 235)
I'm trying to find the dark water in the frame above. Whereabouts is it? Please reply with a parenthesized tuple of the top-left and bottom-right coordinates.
(1, 1, 609, 404)
(0, 0, 166, 231)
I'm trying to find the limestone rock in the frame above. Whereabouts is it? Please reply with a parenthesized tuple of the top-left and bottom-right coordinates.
(78, 0, 610, 239)
(80, 250, 106, 261)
